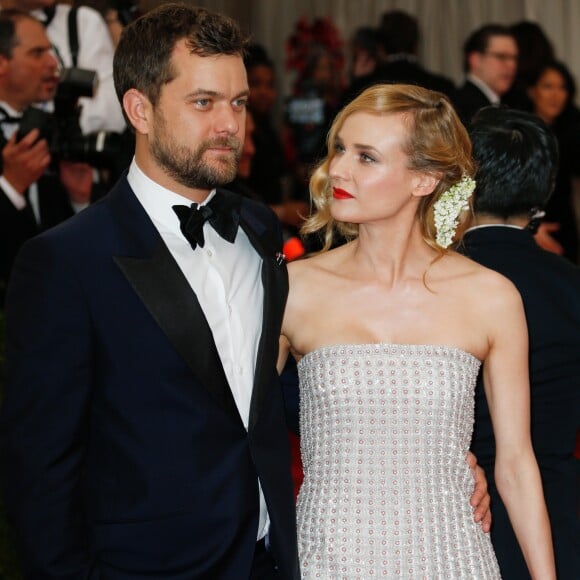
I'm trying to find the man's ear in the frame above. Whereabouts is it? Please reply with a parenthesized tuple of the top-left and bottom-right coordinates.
(412, 172, 441, 198)
(122, 88, 151, 134)
(468, 51, 481, 75)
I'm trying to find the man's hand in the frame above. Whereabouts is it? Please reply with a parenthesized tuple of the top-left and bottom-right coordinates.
(467, 451, 492, 533)
(2, 129, 51, 193)
(59, 160, 94, 206)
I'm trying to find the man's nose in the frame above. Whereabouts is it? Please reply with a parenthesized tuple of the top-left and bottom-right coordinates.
(215, 105, 241, 134)
(46, 50, 59, 71)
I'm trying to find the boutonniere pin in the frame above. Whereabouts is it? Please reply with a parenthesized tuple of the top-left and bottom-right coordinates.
(275, 252, 286, 265)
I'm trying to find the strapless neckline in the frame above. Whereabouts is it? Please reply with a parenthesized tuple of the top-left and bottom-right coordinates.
(298, 342, 481, 366)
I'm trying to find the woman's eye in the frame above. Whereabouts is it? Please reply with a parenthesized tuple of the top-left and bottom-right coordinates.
(360, 153, 375, 163)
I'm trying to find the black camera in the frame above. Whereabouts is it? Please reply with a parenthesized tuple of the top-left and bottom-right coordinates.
(17, 67, 125, 169)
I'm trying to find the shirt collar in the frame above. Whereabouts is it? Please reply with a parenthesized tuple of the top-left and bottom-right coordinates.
(0, 101, 22, 118)
(127, 158, 216, 236)
(30, 9, 47, 22)
(467, 74, 501, 105)
(465, 223, 523, 233)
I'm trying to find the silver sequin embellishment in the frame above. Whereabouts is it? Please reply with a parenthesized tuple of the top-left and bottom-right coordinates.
(296, 344, 501, 579)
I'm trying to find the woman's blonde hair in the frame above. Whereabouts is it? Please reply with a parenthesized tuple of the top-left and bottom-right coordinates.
(302, 83, 475, 252)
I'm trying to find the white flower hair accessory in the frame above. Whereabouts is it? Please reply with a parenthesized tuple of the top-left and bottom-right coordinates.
(433, 175, 476, 248)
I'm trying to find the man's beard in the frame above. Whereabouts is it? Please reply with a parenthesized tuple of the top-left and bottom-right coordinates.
(150, 115, 242, 190)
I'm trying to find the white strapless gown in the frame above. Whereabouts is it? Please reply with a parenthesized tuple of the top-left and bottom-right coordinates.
(296, 343, 501, 579)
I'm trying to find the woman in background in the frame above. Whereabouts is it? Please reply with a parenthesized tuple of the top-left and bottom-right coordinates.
(528, 60, 580, 263)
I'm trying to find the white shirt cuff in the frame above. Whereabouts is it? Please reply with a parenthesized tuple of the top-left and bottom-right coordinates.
(0, 175, 27, 210)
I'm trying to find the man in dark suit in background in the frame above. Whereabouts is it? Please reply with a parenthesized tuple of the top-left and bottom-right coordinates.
(342, 10, 457, 106)
(463, 107, 580, 579)
(455, 24, 518, 124)
(0, 9, 93, 295)
(0, 4, 298, 578)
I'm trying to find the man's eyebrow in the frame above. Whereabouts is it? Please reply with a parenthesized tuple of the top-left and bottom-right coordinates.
(185, 89, 250, 100)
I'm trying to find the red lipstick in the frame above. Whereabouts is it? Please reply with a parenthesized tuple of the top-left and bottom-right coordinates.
(333, 187, 354, 199)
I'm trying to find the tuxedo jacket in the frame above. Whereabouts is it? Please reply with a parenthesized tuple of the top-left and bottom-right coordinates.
(0, 174, 74, 289)
(454, 80, 494, 125)
(0, 176, 298, 579)
(461, 226, 580, 579)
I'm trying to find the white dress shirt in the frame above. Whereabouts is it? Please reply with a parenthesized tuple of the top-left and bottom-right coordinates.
(128, 160, 269, 540)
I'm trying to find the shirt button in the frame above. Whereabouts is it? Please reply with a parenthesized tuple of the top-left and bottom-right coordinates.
(206, 249, 213, 257)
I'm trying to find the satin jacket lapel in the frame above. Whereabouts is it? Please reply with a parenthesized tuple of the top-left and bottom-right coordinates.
(109, 181, 242, 425)
(237, 198, 289, 431)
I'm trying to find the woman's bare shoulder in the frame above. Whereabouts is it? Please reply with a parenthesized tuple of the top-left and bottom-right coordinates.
(447, 252, 523, 311)
(288, 244, 351, 280)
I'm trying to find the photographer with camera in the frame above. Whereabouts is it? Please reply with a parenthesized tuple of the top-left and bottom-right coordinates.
(0, 0, 125, 135)
(0, 9, 94, 295)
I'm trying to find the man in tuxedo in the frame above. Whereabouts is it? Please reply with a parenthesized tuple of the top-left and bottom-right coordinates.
(463, 107, 580, 579)
(455, 24, 518, 124)
(0, 9, 94, 295)
(0, 4, 298, 578)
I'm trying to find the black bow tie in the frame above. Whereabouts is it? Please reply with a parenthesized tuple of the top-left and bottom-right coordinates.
(172, 191, 241, 250)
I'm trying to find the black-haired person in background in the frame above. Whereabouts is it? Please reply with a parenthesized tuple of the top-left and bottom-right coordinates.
(342, 10, 457, 107)
(348, 26, 380, 82)
(239, 49, 310, 237)
(463, 106, 580, 580)
(503, 20, 555, 111)
(527, 60, 580, 263)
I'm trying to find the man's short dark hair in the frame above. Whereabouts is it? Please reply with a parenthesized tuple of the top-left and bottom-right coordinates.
(462, 24, 514, 72)
(0, 10, 36, 59)
(113, 3, 249, 110)
(379, 10, 419, 56)
(469, 107, 559, 218)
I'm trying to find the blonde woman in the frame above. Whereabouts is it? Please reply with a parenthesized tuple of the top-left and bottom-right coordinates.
(279, 84, 555, 578)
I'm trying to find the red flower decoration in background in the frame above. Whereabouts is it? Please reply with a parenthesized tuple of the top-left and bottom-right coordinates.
(285, 16, 345, 77)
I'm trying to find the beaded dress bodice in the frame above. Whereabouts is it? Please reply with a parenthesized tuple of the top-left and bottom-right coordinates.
(296, 343, 501, 579)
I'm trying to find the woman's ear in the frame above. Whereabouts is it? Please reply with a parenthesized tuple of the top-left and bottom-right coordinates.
(122, 88, 151, 134)
(411, 172, 441, 198)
